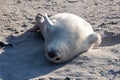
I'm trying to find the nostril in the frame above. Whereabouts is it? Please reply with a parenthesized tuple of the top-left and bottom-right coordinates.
(48, 51, 57, 58)
(56, 58, 60, 61)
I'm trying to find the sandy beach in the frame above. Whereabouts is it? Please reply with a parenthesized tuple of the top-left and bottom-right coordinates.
(0, 0, 120, 80)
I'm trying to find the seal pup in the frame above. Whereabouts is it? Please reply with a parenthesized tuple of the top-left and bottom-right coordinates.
(34, 13, 101, 63)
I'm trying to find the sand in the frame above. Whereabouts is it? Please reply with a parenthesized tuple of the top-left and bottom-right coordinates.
(0, 0, 120, 80)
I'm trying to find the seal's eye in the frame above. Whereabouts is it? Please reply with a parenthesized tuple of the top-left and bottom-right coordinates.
(56, 58, 60, 61)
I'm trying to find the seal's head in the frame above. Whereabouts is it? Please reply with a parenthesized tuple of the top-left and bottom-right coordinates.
(35, 13, 101, 63)
(45, 31, 78, 63)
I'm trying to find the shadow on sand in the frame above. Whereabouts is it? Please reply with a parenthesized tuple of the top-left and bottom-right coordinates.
(0, 30, 66, 80)
(100, 31, 120, 47)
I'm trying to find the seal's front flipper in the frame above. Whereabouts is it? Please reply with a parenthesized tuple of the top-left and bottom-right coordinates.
(34, 13, 45, 30)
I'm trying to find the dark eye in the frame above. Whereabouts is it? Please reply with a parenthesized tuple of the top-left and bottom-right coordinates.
(56, 58, 60, 61)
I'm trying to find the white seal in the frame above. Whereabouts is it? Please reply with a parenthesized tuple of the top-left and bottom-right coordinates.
(34, 13, 101, 63)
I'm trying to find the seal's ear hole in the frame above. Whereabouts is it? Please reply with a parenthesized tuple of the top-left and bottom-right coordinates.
(56, 58, 60, 61)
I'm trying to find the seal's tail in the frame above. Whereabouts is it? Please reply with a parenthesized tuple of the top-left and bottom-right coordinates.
(88, 32, 101, 46)
(94, 32, 101, 46)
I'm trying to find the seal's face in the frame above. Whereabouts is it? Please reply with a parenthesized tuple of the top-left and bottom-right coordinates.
(45, 28, 78, 63)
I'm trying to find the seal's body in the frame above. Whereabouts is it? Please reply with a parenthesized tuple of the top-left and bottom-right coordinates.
(35, 13, 101, 63)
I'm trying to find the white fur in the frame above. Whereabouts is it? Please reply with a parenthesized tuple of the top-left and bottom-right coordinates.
(35, 13, 101, 63)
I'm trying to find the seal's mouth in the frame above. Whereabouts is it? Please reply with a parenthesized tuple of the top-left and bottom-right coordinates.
(47, 57, 61, 63)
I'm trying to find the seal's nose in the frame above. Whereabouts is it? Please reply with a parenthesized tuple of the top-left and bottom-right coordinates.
(48, 51, 57, 58)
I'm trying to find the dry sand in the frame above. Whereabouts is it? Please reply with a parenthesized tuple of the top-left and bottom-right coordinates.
(0, 0, 120, 80)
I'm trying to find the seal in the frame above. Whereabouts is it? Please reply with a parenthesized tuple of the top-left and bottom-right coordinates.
(34, 13, 101, 63)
